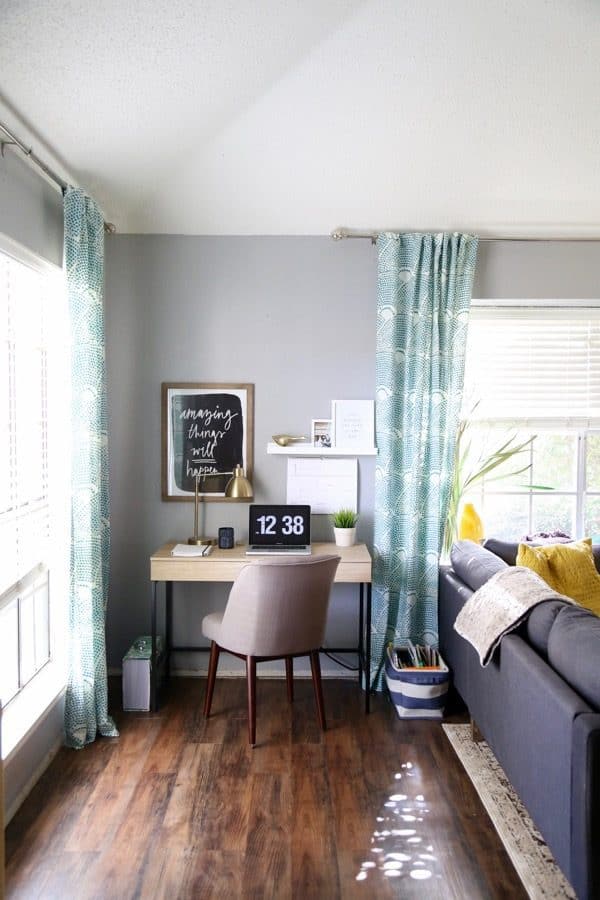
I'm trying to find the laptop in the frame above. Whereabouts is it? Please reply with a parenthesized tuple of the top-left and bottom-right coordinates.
(246, 504, 312, 555)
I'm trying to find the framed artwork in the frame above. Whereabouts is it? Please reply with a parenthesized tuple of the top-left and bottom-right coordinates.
(332, 399, 375, 451)
(311, 418, 333, 449)
(162, 382, 254, 501)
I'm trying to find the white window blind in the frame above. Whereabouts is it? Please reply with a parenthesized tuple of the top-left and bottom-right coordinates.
(0, 251, 51, 596)
(463, 307, 600, 425)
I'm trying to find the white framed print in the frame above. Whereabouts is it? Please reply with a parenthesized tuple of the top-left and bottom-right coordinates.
(332, 399, 375, 452)
(311, 418, 333, 449)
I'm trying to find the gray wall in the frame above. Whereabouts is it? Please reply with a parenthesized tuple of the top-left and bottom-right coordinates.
(104, 236, 378, 674)
(473, 240, 600, 298)
(0, 150, 63, 267)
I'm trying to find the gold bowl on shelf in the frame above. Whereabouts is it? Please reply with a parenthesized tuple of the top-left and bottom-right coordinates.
(272, 434, 308, 447)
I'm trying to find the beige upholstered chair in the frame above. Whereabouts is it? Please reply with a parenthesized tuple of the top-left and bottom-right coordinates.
(202, 554, 340, 745)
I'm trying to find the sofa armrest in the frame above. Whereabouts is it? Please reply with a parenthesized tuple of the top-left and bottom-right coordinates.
(571, 714, 600, 900)
(438, 567, 474, 704)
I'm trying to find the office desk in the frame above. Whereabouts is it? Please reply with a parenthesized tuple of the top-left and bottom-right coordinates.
(149, 541, 373, 713)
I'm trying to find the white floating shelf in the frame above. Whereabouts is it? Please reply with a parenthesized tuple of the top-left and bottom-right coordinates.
(267, 442, 377, 457)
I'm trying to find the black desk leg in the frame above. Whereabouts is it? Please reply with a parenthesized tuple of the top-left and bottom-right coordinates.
(165, 581, 173, 679)
(151, 581, 158, 712)
(358, 583, 364, 687)
(365, 582, 372, 714)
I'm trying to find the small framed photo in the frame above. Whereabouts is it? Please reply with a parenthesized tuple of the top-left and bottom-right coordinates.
(311, 418, 333, 449)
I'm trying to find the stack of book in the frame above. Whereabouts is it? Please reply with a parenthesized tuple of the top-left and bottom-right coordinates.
(385, 643, 449, 719)
(171, 543, 213, 557)
(389, 641, 442, 670)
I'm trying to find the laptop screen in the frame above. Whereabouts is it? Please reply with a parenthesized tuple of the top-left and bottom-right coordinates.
(248, 505, 311, 547)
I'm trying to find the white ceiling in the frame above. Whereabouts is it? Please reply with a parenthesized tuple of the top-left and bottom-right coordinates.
(1, 0, 599, 236)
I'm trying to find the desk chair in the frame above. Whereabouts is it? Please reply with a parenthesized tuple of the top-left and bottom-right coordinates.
(201, 554, 340, 745)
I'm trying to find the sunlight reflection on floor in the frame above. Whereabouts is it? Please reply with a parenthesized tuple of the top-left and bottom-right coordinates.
(356, 761, 441, 885)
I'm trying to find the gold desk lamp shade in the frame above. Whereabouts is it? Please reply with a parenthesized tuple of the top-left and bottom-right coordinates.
(188, 466, 253, 545)
(225, 465, 253, 499)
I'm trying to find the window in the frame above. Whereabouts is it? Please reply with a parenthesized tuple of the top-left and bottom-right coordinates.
(0, 235, 69, 758)
(461, 303, 600, 542)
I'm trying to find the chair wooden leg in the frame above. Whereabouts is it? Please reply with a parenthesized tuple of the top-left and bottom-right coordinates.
(310, 650, 326, 731)
(285, 656, 294, 703)
(204, 641, 220, 718)
(246, 656, 257, 746)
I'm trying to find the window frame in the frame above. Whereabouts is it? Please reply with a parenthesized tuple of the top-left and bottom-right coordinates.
(462, 424, 600, 540)
(462, 298, 600, 542)
(0, 231, 69, 760)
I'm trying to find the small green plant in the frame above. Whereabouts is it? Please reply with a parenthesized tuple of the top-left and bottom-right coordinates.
(332, 508, 358, 529)
(443, 413, 552, 557)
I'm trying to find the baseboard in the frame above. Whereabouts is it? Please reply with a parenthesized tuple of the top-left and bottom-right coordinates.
(110, 665, 356, 679)
(5, 736, 62, 825)
(168, 668, 356, 679)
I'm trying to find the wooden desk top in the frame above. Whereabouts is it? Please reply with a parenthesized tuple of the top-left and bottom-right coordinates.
(150, 541, 372, 584)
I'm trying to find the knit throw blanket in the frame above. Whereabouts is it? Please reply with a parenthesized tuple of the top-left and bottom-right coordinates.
(454, 566, 573, 666)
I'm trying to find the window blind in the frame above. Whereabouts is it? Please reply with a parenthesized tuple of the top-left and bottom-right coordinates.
(462, 306, 600, 424)
(0, 251, 51, 596)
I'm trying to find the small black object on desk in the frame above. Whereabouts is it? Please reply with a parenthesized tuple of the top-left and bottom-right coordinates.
(218, 526, 235, 549)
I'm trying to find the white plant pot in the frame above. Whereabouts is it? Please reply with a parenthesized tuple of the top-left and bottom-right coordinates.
(334, 526, 356, 547)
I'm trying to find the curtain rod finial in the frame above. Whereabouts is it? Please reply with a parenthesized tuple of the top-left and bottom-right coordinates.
(330, 226, 378, 244)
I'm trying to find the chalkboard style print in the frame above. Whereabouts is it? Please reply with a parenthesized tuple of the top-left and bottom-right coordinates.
(172, 392, 243, 491)
(162, 383, 254, 500)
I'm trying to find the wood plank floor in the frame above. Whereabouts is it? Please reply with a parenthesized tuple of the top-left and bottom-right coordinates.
(5, 677, 527, 899)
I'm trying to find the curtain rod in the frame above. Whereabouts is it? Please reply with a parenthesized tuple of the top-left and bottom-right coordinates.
(0, 119, 115, 234)
(331, 227, 600, 244)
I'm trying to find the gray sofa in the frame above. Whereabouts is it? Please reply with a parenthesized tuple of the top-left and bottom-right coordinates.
(439, 539, 600, 900)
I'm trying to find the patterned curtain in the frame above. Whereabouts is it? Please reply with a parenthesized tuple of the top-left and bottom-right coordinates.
(371, 232, 478, 690)
(64, 187, 118, 748)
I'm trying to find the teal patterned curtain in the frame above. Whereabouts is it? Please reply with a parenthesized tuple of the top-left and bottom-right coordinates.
(371, 232, 478, 690)
(64, 187, 118, 748)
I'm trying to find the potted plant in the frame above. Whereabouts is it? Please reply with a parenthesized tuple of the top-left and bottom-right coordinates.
(443, 415, 550, 559)
(332, 508, 358, 547)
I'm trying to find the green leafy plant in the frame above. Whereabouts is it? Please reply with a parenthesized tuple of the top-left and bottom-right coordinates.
(443, 418, 551, 558)
(332, 508, 358, 529)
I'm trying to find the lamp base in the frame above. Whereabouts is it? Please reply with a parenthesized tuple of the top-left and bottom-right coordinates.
(188, 537, 216, 546)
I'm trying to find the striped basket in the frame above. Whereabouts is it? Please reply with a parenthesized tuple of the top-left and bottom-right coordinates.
(385, 646, 450, 720)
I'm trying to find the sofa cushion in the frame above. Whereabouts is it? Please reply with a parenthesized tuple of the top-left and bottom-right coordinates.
(483, 535, 576, 566)
(517, 538, 600, 615)
(484, 536, 600, 574)
(483, 538, 519, 565)
(547, 605, 600, 710)
(523, 599, 570, 656)
(450, 540, 508, 592)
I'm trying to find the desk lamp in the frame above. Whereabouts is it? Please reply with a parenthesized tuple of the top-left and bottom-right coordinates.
(189, 466, 253, 545)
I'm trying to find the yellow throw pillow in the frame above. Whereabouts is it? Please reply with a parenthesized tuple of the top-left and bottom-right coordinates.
(517, 538, 600, 615)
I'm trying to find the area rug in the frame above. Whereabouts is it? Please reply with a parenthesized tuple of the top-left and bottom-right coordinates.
(443, 724, 575, 900)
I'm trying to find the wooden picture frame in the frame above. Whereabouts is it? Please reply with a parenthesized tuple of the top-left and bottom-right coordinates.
(161, 382, 254, 501)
